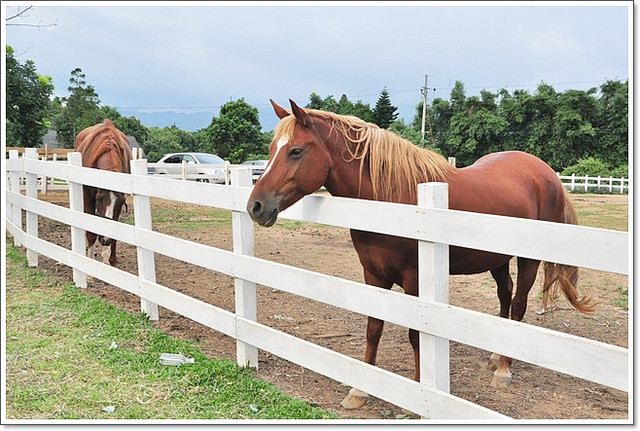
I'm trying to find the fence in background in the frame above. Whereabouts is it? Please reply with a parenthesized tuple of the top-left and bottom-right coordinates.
(5, 149, 629, 420)
(557, 173, 629, 194)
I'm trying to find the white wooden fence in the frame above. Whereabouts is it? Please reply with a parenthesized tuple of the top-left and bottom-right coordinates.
(557, 173, 629, 194)
(5, 149, 630, 421)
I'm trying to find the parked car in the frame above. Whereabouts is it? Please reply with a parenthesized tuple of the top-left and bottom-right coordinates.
(152, 152, 228, 184)
(241, 160, 269, 183)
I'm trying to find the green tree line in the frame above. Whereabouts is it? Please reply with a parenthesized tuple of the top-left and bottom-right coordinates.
(6, 45, 627, 173)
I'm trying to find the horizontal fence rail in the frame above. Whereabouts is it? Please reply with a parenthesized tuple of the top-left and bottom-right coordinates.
(5, 151, 630, 420)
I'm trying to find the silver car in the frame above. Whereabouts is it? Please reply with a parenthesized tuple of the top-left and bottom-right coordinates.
(152, 152, 228, 183)
(241, 160, 269, 183)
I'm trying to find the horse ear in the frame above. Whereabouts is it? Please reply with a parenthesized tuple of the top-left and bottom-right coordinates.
(289, 99, 312, 128)
(270, 99, 290, 119)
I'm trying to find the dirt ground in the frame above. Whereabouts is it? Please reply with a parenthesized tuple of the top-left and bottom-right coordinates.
(15, 190, 629, 420)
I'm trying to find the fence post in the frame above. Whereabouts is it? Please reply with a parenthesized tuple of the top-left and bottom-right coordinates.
(417, 182, 450, 394)
(584, 174, 589, 192)
(181, 160, 187, 180)
(40, 154, 48, 194)
(620, 177, 625, 194)
(571, 173, 575, 192)
(130, 159, 160, 321)
(8, 150, 22, 246)
(67, 152, 87, 288)
(609, 176, 614, 193)
(24, 148, 39, 267)
(231, 167, 258, 369)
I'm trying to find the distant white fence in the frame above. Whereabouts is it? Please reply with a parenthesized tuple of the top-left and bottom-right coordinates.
(5, 149, 630, 421)
(557, 173, 629, 194)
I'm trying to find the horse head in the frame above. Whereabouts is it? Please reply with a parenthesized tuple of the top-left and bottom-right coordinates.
(93, 187, 126, 246)
(247, 99, 333, 227)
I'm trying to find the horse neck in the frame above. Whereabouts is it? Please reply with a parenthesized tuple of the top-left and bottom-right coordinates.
(320, 124, 375, 200)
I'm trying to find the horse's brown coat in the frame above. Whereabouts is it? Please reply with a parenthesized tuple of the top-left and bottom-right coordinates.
(248, 100, 593, 401)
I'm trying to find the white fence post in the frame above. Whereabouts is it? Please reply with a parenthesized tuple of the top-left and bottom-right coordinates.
(67, 152, 87, 288)
(609, 176, 614, 193)
(25, 148, 39, 267)
(231, 167, 259, 369)
(417, 182, 450, 395)
(8, 150, 23, 246)
(620, 177, 625, 194)
(571, 173, 575, 191)
(584, 174, 589, 192)
(131, 159, 160, 321)
(181, 160, 187, 180)
(40, 154, 48, 194)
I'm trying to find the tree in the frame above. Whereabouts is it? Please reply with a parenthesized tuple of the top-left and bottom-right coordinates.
(6, 45, 54, 147)
(53, 68, 102, 147)
(206, 99, 268, 163)
(371, 87, 398, 129)
(305, 92, 373, 122)
(595, 80, 628, 168)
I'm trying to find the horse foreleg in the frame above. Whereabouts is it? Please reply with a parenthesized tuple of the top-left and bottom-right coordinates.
(340, 269, 392, 410)
(107, 241, 118, 267)
(490, 258, 540, 388)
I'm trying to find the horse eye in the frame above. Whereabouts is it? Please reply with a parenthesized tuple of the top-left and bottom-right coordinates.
(289, 147, 303, 158)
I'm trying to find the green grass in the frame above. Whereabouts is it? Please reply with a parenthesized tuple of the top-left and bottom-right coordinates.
(614, 285, 628, 309)
(5, 242, 336, 420)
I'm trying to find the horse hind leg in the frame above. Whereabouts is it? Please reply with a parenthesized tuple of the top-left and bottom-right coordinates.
(491, 258, 541, 389)
(340, 269, 392, 410)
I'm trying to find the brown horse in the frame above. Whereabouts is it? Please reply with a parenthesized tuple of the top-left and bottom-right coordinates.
(75, 119, 132, 267)
(247, 99, 595, 409)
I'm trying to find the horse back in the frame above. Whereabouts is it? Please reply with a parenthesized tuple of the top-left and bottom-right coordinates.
(449, 151, 565, 223)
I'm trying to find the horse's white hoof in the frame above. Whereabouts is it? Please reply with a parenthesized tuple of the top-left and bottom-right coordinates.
(340, 387, 369, 409)
(490, 369, 512, 388)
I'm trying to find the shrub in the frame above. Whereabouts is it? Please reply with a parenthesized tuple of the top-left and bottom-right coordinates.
(562, 157, 611, 177)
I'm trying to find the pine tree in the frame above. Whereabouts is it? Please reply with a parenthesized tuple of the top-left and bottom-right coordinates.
(372, 87, 398, 129)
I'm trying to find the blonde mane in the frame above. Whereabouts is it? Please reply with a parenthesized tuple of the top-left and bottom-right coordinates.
(274, 109, 454, 203)
(75, 119, 132, 174)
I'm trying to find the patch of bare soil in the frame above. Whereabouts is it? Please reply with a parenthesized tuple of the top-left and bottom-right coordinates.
(24, 191, 628, 420)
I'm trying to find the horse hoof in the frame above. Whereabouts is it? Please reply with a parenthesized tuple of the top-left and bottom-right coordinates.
(340, 387, 369, 409)
(490, 371, 512, 388)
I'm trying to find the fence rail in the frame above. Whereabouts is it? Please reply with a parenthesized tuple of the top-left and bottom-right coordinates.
(557, 173, 629, 193)
(5, 150, 630, 420)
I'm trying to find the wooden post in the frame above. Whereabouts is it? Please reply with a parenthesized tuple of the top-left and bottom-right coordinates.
(8, 150, 23, 246)
(584, 174, 589, 192)
(609, 176, 614, 193)
(571, 173, 575, 192)
(417, 182, 450, 395)
(620, 177, 625, 194)
(67, 152, 87, 288)
(24, 148, 39, 267)
(231, 167, 258, 369)
(131, 159, 160, 321)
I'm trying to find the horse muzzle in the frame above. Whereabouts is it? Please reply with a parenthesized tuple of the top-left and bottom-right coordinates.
(247, 197, 279, 227)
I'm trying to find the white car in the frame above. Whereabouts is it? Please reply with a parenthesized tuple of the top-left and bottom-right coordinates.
(152, 152, 228, 184)
(241, 160, 269, 183)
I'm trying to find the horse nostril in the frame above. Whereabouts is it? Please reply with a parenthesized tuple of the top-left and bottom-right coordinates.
(251, 200, 263, 216)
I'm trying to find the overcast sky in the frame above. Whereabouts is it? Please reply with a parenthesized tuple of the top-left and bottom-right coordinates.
(4, 1, 631, 131)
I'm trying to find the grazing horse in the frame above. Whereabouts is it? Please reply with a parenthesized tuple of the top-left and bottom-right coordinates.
(247, 99, 595, 409)
(75, 119, 132, 267)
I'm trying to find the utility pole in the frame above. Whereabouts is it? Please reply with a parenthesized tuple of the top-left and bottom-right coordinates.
(421, 74, 428, 142)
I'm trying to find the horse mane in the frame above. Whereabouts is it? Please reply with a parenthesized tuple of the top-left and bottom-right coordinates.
(274, 109, 454, 203)
(75, 119, 132, 174)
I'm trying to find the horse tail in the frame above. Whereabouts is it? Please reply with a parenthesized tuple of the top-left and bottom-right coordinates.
(542, 190, 597, 314)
